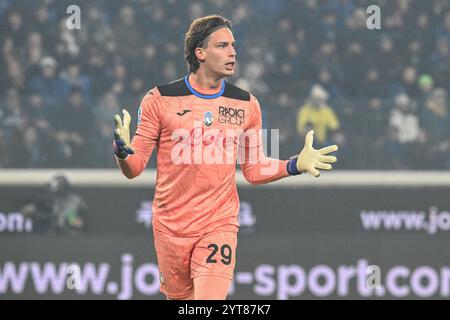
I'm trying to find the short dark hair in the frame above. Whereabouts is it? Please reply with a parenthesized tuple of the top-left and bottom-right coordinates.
(184, 15, 232, 73)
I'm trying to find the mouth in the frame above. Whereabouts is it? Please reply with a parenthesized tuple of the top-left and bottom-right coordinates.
(225, 62, 235, 70)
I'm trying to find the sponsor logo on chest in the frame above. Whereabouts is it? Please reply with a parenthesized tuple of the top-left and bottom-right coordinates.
(218, 106, 245, 126)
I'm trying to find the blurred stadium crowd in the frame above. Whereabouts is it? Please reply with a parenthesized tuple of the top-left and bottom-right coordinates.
(0, 0, 449, 169)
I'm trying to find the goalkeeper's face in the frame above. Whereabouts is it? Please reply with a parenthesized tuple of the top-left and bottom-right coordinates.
(200, 27, 236, 77)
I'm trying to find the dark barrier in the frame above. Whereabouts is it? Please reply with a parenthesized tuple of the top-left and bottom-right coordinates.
(1, 185, 450, 299)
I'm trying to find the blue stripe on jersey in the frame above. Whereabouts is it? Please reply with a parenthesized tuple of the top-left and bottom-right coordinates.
(184, 75, 225, 99)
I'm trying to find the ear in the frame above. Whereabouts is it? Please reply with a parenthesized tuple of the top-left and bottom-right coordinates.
(195, 47, 206, 62)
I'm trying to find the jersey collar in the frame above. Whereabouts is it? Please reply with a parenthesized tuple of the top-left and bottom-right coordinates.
(184, 75, 225, 99)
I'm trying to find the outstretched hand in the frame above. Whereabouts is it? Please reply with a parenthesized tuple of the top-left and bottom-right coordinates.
(296, 130, 338, 177)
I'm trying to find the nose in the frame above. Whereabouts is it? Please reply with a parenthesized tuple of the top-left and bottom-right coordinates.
(229, 45, 236, 57)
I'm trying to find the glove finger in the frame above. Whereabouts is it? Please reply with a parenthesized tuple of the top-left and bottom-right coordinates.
(319, 155, 337, 163)
(319, 144, 338, 155)
(122, 109, 132, 127)
(304, 130, 314, 150)
(308, 167, 320, 177)
(315, 162, 332, 170)
(114, 114, 123, 129)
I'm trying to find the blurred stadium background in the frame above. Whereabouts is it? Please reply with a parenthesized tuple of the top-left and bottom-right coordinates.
(1, 0, 450, 299)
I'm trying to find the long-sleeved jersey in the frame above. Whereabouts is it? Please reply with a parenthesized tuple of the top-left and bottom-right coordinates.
(117, 76, 289, 236)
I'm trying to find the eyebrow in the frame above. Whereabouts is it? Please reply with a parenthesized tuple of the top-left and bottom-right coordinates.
(216, 41, 236, 45)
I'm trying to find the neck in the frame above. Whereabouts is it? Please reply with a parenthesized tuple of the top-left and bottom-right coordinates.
(190, 69, 223, 91)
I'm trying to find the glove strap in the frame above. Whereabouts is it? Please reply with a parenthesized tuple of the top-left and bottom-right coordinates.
(287, 157, 301, 175)
(113, 139, 130, 160)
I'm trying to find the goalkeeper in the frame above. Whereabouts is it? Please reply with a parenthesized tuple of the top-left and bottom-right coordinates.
(113, 15, 338, 300)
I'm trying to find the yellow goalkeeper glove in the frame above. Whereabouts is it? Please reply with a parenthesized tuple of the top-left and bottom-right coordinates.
(113, 109, 135, 159)
(287, 130, 338, 177)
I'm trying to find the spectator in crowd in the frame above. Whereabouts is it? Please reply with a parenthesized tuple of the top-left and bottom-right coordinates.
(431, 37, 450, 88)
(93, 91, 122, 167)
(360, 98, 389, 168)
(48, 87, 93, 167)
(419, 88, 449, 169)
(389, 93, 421, 168)
(297, 84, 340, 147)
(60, 61, 92, 105)
(391, 66, 418, 98)
(113, 5, 143, 60)
(30, 56, 69, 109)
(1, 88, 24, 137)
(418, 74, 434, 101)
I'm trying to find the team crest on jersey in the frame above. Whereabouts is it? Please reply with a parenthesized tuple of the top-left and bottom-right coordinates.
(204, 111, 213, 126)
